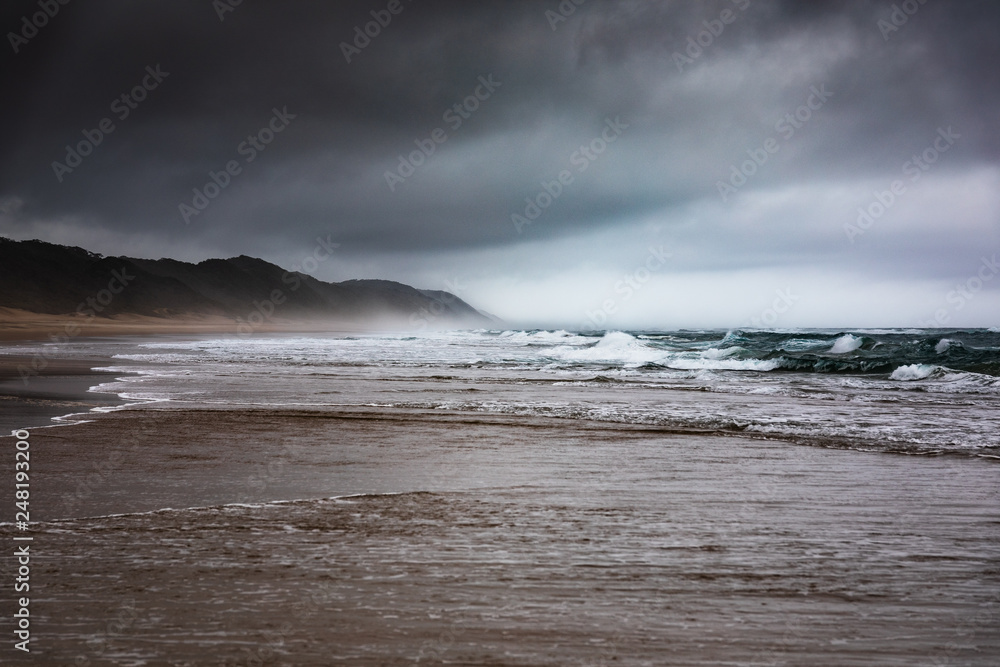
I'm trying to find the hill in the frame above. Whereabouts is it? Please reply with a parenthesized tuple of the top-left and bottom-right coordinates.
(0, 238, 494, 331)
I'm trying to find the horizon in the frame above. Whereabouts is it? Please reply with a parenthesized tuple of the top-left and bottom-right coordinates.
(2, 0, 998, 329)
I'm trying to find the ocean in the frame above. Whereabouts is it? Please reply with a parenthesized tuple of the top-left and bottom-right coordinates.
(2, 328, 999, 664)
(82, 327, 1000, 458)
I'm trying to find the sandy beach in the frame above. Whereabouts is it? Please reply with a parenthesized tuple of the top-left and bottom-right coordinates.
(0, 307, 378, 344)
(2, 405, 998, 665)
(0, 308, 246, 343)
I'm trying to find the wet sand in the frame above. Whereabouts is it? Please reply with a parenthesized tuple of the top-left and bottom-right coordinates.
(0, 355, 127, 433)
(2, 408, 998, 665)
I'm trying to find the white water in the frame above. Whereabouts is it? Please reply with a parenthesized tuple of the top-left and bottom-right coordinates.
(5, 328, 1000, 456)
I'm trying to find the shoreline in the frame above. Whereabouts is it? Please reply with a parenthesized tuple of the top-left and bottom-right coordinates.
(0, 354, 129, 432)
(0, 325, 397, 432)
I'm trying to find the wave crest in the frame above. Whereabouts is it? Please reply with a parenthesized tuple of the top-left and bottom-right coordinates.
(829, 334, 864, 354)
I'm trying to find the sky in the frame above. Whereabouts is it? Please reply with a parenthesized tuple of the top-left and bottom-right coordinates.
(2, 0, 998, 329)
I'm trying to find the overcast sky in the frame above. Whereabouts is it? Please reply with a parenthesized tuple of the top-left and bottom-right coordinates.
(2, 0, 998, 328)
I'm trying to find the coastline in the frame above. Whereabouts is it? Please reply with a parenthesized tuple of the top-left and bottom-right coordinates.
(0, 317, 386, 431)
(0, 354, 128, 432)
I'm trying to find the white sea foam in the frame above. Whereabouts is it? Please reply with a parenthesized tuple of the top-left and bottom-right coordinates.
(500, 330, 589, 345)
(935, 339, 954, 354)
(545, 331, 664, 366)
(890, 364, 936, 381)
(829, 334, 863, 354)
(775, 338, 825, 352)
(664, 358, 781, 372)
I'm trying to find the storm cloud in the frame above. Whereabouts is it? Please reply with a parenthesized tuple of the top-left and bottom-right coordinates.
(2, 0, 998, 327)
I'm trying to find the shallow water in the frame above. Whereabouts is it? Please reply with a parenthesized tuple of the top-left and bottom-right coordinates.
(4, 409, 1000, 665)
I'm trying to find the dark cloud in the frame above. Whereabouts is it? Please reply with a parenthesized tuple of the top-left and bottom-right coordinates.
(1, 0, 998, 326)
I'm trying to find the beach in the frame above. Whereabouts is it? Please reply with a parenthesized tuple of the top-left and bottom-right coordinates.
(2, 406, 999, 665)
(0, 307, 371, 343)
(1, 331, 999, 665)
(0, 354, 127, 434)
